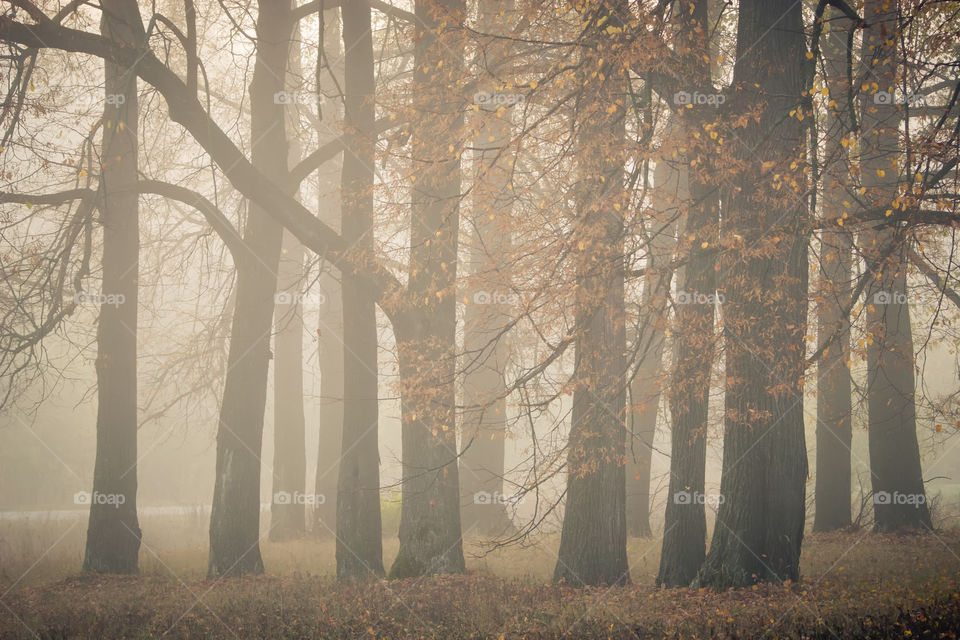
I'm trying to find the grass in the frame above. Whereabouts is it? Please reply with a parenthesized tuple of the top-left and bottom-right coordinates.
(1, 515, 959, 638)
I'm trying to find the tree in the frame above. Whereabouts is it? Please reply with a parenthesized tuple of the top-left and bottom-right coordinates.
(270, 21, 309, 543)
(208, 0, 294, 577)
(859, 0, 931, 532)
(389, 0, 467, 579)
(696, 0, 809, 588)
(82, 0, 145, 574)
(814, 5, 855, 532)
(459, 0, 517, 539)
(655, 0, 720, 587)
(553, 0, 631, 588)
(336, 0, 385, 581)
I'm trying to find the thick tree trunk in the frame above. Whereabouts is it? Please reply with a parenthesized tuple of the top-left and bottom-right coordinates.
(459, 0, 515, 539)
(208, 0, 292, 578)
(654, 0, 718, 587)
(389, 0, 466, 579)
(859, 0, 931, 532)
(312, 8, 345, 538)
(657, 182, 718, 586)
(83, 0, 144, 574)
(270, 232, 307, 541)
(553, 3, 630, 587)
(814, 7, 854, 532)
(336, 0, 385, 581)
(696, 0, 808, 588)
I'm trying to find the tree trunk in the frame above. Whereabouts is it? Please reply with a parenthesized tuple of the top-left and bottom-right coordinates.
(695, 0, 808, 589)
(626, 144, 683, 540)
(312, 7, 345, 538)
(653, 0, 718, 588)
(208, 0, 293, 578)
(389, 0, 466, 579)
(83, 0, 144, 574)
(814, 7, 854, 532)
(859, 0, 931, 532)
(270, 232, 307, 540)
(336, 0, 385, 581)
(459, 0, 515, 539)
(270, 21, 309, 542)
(553, 2, 630, 587)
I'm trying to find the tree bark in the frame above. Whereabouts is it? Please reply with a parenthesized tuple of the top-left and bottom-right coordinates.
(626, 147, 682, 540)
(859, 0, 931, 532)
(459, 0, 515, 539)
(336, 0, 385, 581)
(389, 0, 466, 579)
(553, 1, 630, 587)
(695, 0, 808, 588)
(814, 7, 854, 532)
(312, 7, 345, 538)
(270, 21, 309, 542)
(83, 0, 144, 574)
(208, 0, 293, 578)
(270, 232, 307, 541)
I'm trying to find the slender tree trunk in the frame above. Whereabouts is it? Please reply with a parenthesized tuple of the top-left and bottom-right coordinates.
(312, 7, 345, 538)
(336, 0, 385, 581)
(814, 7, 854, 532)
(270, 23, 308, 542)
(553, 2, 630, 587)
(389, 0, 466, 579)
(208, 0, 293, 577)
(859, 0, 931, 532)
(270, 232, 307, 540)
(695, 0, 808, 588)
(626, 146, 683, 539)
(83, 0, 144, 574)
(459, 0, 515, 539)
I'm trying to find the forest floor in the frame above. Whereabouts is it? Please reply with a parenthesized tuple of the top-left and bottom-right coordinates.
(0, 516, 959, 638)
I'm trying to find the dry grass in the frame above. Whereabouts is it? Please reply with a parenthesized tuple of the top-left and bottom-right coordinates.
(1, 517, 959, 638)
